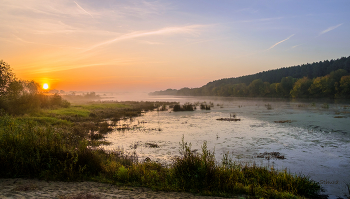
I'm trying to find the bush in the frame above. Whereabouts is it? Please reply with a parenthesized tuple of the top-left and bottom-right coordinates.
(173, 103, 195, 111)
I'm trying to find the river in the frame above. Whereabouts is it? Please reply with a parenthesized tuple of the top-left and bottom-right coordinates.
(100, 93, 350, 199)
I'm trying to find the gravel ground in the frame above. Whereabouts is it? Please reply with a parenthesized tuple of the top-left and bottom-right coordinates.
(0, 178, 244, 199)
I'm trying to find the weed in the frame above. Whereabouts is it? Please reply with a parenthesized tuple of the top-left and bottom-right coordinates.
(265, 104, 272, 110)
(200, 103, 211, 110)
(173, 103, 195, 111)
(321, 103, 329, 109)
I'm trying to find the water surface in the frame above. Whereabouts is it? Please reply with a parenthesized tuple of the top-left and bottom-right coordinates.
(102, 94, 350, 198)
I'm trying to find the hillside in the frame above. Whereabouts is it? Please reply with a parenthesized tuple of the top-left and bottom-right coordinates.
(150, 56, 350, 98)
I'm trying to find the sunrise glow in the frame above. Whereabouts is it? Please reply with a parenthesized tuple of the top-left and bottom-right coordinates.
(1, 1, 349, 92)
(43, 83, 49, 90)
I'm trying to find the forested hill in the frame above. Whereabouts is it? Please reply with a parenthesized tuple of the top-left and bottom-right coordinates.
(205, 56, 350, 88)
(150, 56, 350, 98)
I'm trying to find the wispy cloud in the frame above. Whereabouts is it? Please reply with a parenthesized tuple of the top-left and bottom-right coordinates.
(267, 34, 295, 50)
(291, 44, 301, 49)
(74, 1, 94, 18)
(84, 25, 207, 51)
(319, 23, 343, 35)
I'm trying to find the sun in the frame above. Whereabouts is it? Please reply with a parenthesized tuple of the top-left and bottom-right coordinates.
(43, 83, 49, 90)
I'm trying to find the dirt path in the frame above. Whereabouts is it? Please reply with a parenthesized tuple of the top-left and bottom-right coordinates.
(0, 178, 244, 199)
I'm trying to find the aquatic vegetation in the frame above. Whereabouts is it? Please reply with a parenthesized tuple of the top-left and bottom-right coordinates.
(145, 143, 160, 148)
(209, 101, 214, 107)
(157, 104, 167, 111)
(200, 103, 211, 110)
(265, 103, 273, 110)
(274, 120, 292, 123)
(173, 102, 195, 111)
(216, 118, 241, 121)
(297, 104, 308, 108)
(256, 152, 286, 160)
(321, 103, 329, 109)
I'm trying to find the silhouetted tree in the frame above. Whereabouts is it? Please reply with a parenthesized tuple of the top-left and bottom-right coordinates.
(0, 60, 16, 95)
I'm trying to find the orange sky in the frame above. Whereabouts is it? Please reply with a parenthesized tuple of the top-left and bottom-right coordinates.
(1, 0, 349, 92)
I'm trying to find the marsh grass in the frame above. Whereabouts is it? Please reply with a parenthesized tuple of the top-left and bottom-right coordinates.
(0, 115, 103, 180)
(173, 103, 195, 111)
(200, 103, 211, 110)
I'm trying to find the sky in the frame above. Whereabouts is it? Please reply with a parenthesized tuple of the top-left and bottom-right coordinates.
(1, 0, 350, 92)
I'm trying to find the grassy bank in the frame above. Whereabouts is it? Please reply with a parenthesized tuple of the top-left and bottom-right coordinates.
(0, 101, 322, 199)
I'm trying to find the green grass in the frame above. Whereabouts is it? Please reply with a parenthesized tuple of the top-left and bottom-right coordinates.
(0, 101, 323, 199)
(46, 106, 92, 117)
(19, 116, 72, 126)
(79, 103, 130, 109)
(43, 103, 130, 117)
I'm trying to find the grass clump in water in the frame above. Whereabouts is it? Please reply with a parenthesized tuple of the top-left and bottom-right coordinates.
(173, 103, 196, 111)
(200, 103, 211, 110)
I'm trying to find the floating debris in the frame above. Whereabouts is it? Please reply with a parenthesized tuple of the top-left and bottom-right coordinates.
(217, 113, 241, 121)
(265, 103, 273, 110)
(216, 118, 241, 121)
(274, 120, 292, 123)
(145, 142, 160, 148)
(257, 152, 285, 160)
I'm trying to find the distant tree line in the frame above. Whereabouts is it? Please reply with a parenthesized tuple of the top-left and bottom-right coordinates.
(149, 88, 178, 96)
(151, 56, 350, 98)
(0, 60, 70, 115)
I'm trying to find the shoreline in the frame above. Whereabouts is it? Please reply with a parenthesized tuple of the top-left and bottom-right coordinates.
(0, 178, 243, 199)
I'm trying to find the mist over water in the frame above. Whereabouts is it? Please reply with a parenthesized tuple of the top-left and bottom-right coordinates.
(101, 93, 350, 198)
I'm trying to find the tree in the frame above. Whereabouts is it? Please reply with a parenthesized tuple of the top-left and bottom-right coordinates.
(280, 77, 295, 97)
(248, 79, 264, 96)
(308, 75, 335, 98)
(0, 60, 16, 95)
(339, 75, 350, 97)
(290, 77, 312, 98)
